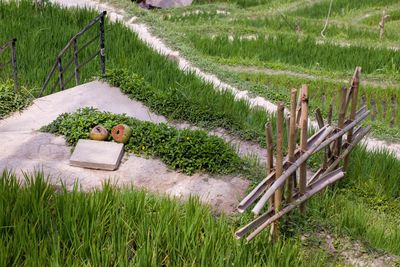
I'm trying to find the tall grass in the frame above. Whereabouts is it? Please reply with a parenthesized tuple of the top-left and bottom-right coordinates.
(235, 72, 400, 139)
(291, 0, 400, 18)
(192, 0, 295, 8)
(188, 33, 400, 75)
(230, 17, 400, 42)
(0, 171, 320, 266)
(307, 146, 400, 255)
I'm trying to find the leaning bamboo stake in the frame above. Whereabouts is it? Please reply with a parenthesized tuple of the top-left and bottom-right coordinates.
(235, 208, 274, 239)
(314, 110, 369, 154)
(343, 67, 361, 171)
(308, 126, 370, 186)
(287, 89, 297, 202)
(323, 126, 371, 175)
(299, 85, 308, 214)
(247, 168, 345, 241)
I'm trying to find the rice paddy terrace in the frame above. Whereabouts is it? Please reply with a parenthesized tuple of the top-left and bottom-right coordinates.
(130, 0, 400, 141)
(1, 0, 400, 266)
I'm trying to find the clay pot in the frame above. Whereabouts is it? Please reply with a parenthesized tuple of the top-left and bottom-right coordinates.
(89, 125, 109, 141)
(111, 124, 132, 144)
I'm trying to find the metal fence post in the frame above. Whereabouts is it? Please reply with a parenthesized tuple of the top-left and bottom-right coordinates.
(11, 38, 19, 93)
(99, 11, 106, 75)
(57, 57, 65, 91)
(73, 38, 80, 85)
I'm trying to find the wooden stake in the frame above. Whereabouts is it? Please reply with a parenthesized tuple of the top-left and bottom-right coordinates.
(273, 102, 285, 238)
(335, 86, 348, 157)
(287, 89, 297, 202)
(299, 85, 308, 214)
(315, 108, 324, 129)
(379, 10, 390, 40)
(265, 122, 276, 238)
(343, 67, 361, 171)
(265, 123, 274, 175)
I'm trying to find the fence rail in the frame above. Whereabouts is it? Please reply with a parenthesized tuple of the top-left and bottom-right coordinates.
(38, 11, 107, 97)
(0, 38, 19, 92)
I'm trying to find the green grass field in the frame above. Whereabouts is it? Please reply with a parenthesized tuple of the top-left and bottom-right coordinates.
(1, 0, 400, 264)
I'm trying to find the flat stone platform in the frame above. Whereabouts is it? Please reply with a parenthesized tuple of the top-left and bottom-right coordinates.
(70, 139, 124, 171)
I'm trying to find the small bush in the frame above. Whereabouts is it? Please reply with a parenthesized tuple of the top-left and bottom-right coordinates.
(42, 107, 241, 175)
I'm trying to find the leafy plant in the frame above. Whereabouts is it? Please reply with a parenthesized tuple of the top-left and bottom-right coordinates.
(42, 107, 241, 174)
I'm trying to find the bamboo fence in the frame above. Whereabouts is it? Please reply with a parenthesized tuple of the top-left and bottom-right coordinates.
(236, 66, 371, 241)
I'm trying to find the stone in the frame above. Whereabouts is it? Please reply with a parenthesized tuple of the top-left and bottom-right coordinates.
(69, 139, 124, 171)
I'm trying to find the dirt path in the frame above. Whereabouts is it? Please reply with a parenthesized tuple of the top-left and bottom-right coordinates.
(49, 0, 400, 160)
(303, 232, 400, 266)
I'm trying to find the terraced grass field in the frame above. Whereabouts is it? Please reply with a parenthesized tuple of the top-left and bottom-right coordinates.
(1, 0, 400, 265)
(122, 0, 400, 140)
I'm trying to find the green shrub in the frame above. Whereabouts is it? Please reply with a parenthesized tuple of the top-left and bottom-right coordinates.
(0, 80, 32, 119)
(42, 107, 241, 175)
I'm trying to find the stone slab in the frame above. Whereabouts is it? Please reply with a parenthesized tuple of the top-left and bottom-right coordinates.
(69, 139, 124, 171)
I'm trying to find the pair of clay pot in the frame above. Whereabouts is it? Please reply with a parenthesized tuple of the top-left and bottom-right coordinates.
(89, 124, 132, 144)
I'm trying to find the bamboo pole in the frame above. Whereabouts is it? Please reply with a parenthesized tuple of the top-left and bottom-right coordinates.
(252, 126, 333, 215)
(334, 86, 348, 157)
(266, 122, 276, 238)
(287, 89, 297, 202)
(343, 67, 361, 171)
(315, 108, 324, 129)
(314, 110, 369, 154)
(323, 126, 371, 175)
(272, 102, 285, 238)
(265, 123, 274, 175)
(238, 125, 331, 212)
(266, 123, 274, 212)
(299, 85, 308, 214)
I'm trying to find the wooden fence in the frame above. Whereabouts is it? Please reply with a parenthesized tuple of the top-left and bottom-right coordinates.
(236, 67, 371, 241)
(0, 38, 19, 92)
(38, 11, 107, 97)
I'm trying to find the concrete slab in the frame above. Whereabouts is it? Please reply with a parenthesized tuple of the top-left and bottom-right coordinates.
(70, 139, 124, 171)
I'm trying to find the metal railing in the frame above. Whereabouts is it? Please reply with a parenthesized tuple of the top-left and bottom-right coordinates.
(0, 38, 19, 92)
(38, 11, 107, 97)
